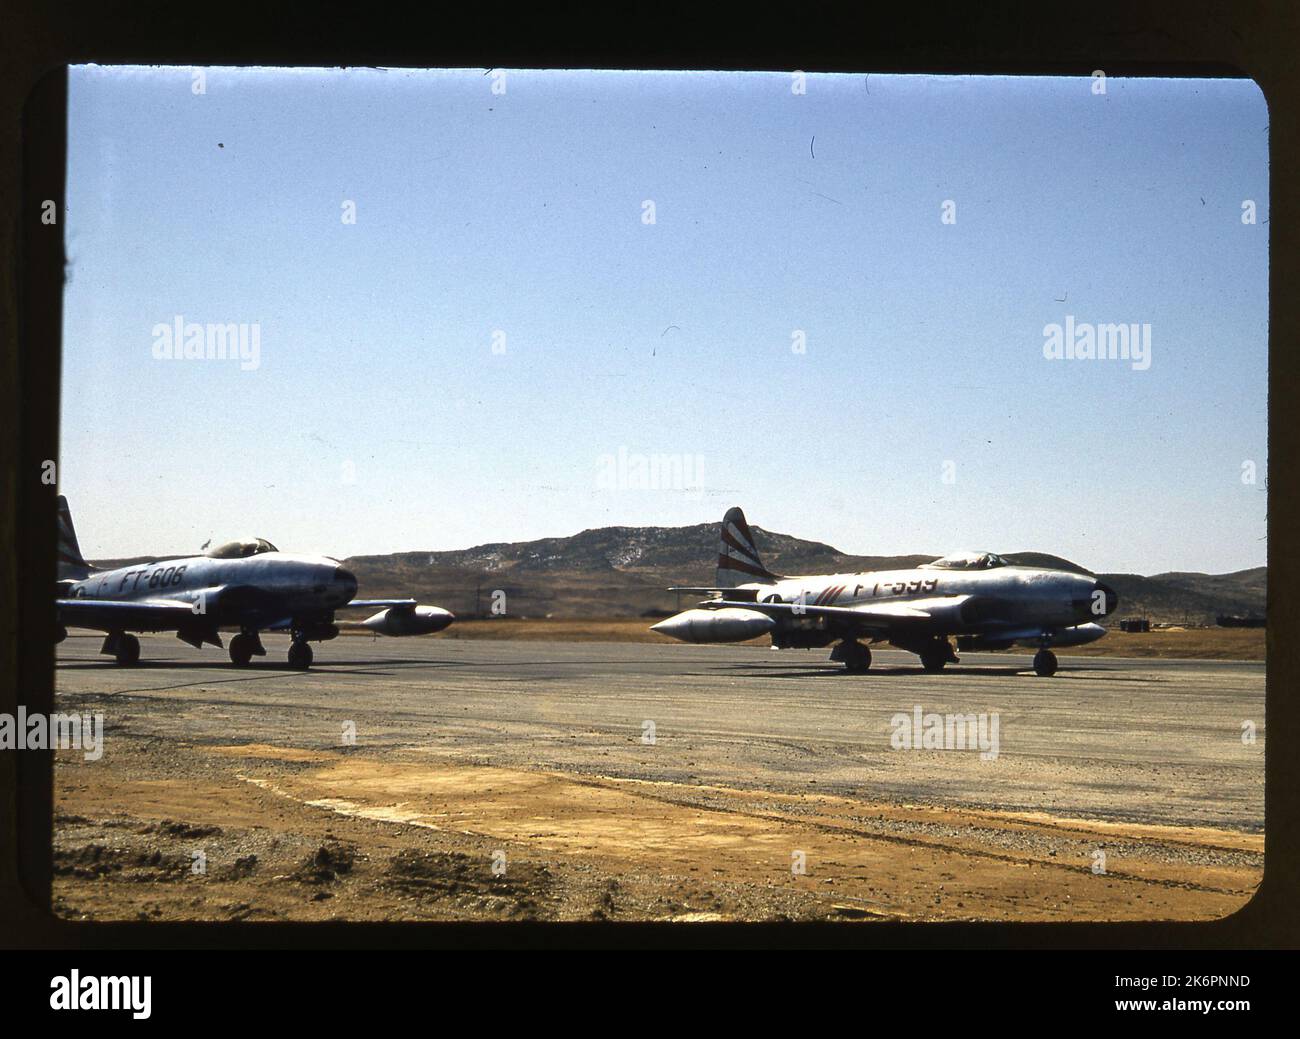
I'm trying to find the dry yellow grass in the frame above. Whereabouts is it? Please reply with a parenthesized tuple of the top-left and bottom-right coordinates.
(1051, 626, 1264, 660)
(362, 618, 1265, 660)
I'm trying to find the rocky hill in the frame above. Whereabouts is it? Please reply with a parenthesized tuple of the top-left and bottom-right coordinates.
(89, 523, 1265, 625)
(336, 525, 1265, 625)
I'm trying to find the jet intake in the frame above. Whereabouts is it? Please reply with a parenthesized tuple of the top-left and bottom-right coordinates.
(361, 605, 454, 636)
(651, 607, 775, 644)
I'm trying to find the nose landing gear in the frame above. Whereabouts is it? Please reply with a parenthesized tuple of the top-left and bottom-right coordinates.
(288, 638, 314, 669)
(1033, 648, 1058, 677)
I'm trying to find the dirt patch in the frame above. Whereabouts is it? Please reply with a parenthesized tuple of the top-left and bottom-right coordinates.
(142, 819, 223, 839)
(55, 733, 1263, 925)
(208, 744, 338, 763)
(291, 841, 356, 885)
(382, 850, 555, 918)
(228, 855, 259, 880)
(54, 842, 193, 883)
(52, 737, 1262, 923)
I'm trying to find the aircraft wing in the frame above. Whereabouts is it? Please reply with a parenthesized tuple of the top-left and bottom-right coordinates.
(976, 622, 1108, 648)
(57, 597, 199, 633)
(215, 599, 429, 631)
(708, 595, 972, 632)
(669, 586, 760, 600)
(261, 602, 422, 630)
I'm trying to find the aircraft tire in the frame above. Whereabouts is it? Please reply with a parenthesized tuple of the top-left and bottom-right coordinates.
(229, 633, 255, 666)
(919, 646, 947, 672)
(288, 641, 313, 669)
(844, 644, 871, 673)
(115, 634, 140, 666)
(1033, 649, 1058, 677)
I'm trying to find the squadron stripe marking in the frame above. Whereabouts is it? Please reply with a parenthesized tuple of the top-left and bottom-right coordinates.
(720, 527, 762, 564)
(717, 555, 778, 579)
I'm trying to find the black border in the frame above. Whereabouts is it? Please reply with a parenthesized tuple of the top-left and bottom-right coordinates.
(2, 0, 1295, 950)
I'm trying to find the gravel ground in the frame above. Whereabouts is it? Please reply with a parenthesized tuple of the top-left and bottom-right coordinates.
(50, 634, 1265, 922)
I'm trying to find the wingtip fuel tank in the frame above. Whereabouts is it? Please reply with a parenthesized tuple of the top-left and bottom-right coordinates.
(651, 607, 775, 643)
(361, 605, 455, 636)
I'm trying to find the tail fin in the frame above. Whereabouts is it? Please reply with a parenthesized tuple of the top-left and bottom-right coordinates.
(57, 495, 94, 580)
(716, 507, 780, 587)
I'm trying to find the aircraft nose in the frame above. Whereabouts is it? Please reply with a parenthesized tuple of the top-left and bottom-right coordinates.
(332, 566, 358, 603)
(1093, 581, 1119, 617)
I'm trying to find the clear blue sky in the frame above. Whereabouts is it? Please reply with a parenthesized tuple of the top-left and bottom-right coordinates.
(62, 67, 1268, 574)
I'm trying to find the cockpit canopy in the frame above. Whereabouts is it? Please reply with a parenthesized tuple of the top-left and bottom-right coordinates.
(205, 538, 279, 559)
(921, 550, 1008, 571)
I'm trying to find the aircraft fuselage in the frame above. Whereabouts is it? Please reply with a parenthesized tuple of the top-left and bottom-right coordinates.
(746, 564, 1102, 634)
(63, 552, 358, 630)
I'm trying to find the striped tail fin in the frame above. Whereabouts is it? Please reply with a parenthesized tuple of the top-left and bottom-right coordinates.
(716, 507, 781, 588)
(57, 495, 94, 580)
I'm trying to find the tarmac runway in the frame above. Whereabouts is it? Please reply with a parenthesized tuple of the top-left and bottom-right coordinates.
(56, 633, 1264, 828)
(50, 634, 1266, 922)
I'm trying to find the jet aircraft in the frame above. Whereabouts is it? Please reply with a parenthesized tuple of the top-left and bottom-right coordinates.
(54, 496, 453, 667)
(651, 507, 1117, 676)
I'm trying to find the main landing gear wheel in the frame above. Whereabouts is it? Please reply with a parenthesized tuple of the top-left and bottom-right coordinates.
(114, 634, 140, 666)
(288, 641, 313, 669)
(229, 633, 255, 666)
(1033, 649, 1058, 677)
(919, 645, 948, 672)
(918, 638, 959, 672)
(832, 641, 872, 673)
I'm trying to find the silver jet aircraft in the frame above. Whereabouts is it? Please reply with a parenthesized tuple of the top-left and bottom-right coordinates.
(651, 507, 1118, 676)
(54, 496, 453, 668)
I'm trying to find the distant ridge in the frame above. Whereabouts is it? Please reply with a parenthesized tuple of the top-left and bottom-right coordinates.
(339, 523, 1264, 624)
(90, 522, 1264, 624)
